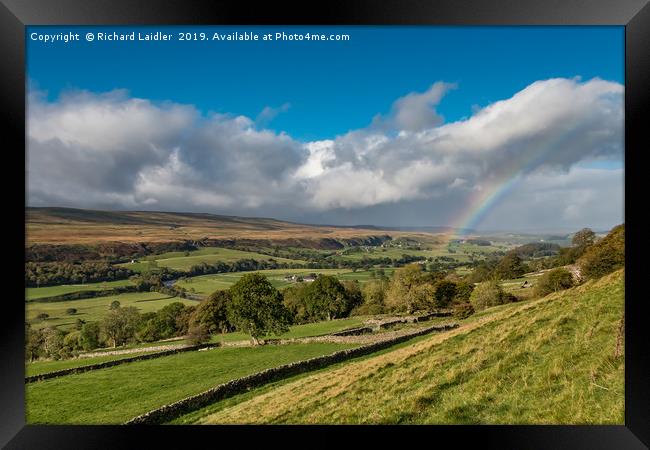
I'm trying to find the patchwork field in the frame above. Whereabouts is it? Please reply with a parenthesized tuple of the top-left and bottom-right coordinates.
(118, 247, 304, 272)
(26, 279, 134, 301)
(329, 242, 505, 263)
(26, 292, 198, 330)
(26, 342, 358, 424)
(192, 270, 624, 424)
(174, 268, 395, 295)
(25, 315, 371, 378)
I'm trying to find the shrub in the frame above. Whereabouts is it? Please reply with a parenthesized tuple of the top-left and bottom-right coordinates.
(66, 308, 77, 315)
(469, 280, 511, 310)
(36, 313, 49, 321)
(454, 281, 474, 303)
(535, 268, 574, 296)
(453, 302, 475, 320)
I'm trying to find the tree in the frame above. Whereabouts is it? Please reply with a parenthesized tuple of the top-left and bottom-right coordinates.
(303, 276, 355, 321)
(578, 224, 624, 279)
(25, 324, 44, 362)
(63, 330, 82, 353)
(79, 321, 101, 351)
(572, 227, 596, 248)
(385, 264, 436, 313)
(341, 280, 363, 311)
(227, 273, 290, 345)
(175, 305, 196, 336)
(101, 306, 141, 348)
(355, 278, 389, 315)
(282, 283, 310, 324)
(154, 302, 189, 339)
(535, 268, 574, 296)
(191, 290, 232, 337)
(433, 280, 457, 308)
(468, 259, 498, 283)
(494, 253, 527, 280)
(187, 323, 210, 345)
(41, 327, 66, 360)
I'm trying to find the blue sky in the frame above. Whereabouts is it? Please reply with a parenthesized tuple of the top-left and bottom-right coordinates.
(26, 26, 624, 231)
(28, 26, 623, 141)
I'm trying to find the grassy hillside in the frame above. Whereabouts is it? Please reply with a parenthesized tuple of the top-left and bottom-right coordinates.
(26, 207, 425, 245)
(195, 269, 624, 424)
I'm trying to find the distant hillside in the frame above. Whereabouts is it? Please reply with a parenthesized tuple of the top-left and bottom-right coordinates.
(25, 207, 434, 247)
(194, 269, 624, 425)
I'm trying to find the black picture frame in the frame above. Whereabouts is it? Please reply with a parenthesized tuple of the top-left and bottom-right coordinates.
(1, 1, 648, 448)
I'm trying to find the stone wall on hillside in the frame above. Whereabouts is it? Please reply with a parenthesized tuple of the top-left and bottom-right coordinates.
(125, 322, 458, 425)
(25, 343, 216, 383)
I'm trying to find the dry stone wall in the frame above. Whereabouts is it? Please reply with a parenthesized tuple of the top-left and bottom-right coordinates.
(125, 322, 458, 425)
(25, 343, 216, 383)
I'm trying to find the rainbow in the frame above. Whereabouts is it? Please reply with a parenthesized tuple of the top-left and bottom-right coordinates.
(442, 121, 584, 241)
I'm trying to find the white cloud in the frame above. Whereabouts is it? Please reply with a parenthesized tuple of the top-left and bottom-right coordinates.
(27, 77, 624, 230)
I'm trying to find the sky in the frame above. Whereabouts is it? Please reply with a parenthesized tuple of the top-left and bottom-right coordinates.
(26, 26, 624, 233)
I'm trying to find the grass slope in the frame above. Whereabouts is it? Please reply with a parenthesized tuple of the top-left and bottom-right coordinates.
(196, 270, 624, 424)
(25, 342, 357, 424)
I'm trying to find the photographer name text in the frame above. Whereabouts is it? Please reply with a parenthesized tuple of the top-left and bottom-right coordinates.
(30, 31, 351, 44)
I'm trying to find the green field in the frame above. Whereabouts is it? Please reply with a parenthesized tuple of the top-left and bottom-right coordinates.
(27, 315, 370, 376)
(26, 279, 133, 301)
(174, 268, 380, 295)
(27, 292, 199, 330)
(175, 268, 398, 295)
(118, 247, 304, 272)
(195, 270, 624, 424)
(26, 342, 358, 424)
(26, 351, 163, 377)
(328, 242, 507, 263)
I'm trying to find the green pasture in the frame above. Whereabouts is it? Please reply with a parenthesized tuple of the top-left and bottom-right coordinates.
(26, 342, 358, 424)
(26, 279, 133, 301)
(117, 247, 304, 272)
(27, 292, 199, 331)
